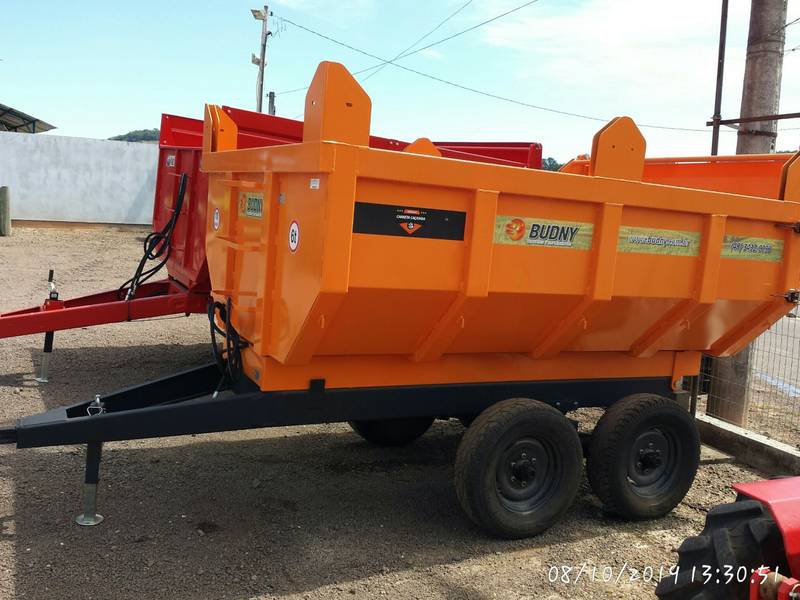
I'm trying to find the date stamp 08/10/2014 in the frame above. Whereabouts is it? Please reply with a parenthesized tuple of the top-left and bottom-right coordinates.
(547, 563, 782, 586)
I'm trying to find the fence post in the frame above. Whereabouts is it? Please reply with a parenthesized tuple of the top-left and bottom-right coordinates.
(0, 186, 10, 236)
(707, 349, 751, 426)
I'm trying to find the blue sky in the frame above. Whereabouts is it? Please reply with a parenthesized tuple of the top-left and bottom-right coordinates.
(2, 0, 799, 161)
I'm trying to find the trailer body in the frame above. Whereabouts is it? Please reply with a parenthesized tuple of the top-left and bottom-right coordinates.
(202, 62, 800, 398)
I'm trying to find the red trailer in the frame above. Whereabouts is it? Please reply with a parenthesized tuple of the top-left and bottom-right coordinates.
(0, 107, 543, 353)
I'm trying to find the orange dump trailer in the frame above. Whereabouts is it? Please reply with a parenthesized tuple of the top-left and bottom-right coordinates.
(199, 61, 800, 536)
(4, 61, 800, 538)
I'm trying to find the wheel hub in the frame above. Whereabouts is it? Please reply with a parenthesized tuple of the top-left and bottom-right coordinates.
(511, 457, 537, 484)
(496, 439, 553, 509)
(628, 429, 671, 487)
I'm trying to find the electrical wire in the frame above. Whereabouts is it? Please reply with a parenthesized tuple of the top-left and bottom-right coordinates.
(755, 15, 800, 44)
(277, 0, 539, 94)
(360, 0, 475, 83)
(118, 173, 188, 300)
(276, 16, 725, 133)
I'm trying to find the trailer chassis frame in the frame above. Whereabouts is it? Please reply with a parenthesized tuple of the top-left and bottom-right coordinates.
(0, 363, 680, 525)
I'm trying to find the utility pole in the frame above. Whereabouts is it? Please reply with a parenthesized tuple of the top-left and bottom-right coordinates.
(710, 0, 729, 156)
(251, 5, 272, 113)
(707, 0, 788, 426)
(737, 0, 788, 154)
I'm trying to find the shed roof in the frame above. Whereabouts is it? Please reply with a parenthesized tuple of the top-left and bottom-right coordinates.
(0, 103, 55, 133)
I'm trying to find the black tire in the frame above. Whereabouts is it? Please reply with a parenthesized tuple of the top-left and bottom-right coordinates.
(348, 417, 434, 447)
(587, 393, 700, 519)
(655, 499, 789, 599)
(454, 398, 583, 539)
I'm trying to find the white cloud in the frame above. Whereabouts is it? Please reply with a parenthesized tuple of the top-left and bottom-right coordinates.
(463, 0, 800, 157)
(482, 0, 747, 111)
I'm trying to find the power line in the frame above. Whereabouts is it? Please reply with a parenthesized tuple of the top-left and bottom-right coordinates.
(360, 0, 475, 83)
(277, 0, 539, 94)
(396, 0, 539, 66)
(276, 16, 726, 133)
(753, 15, 800, 44)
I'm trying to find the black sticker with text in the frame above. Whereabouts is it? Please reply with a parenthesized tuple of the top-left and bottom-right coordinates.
(352, 202, 466, 240)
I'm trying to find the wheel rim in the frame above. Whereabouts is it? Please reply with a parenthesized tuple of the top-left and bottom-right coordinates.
(495, 437, 560, 513)
(627, 427, 680, 496)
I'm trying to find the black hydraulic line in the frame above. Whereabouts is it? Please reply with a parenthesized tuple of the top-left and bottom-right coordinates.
(118, 173, 188, 300)
(207, 298, 248, 391)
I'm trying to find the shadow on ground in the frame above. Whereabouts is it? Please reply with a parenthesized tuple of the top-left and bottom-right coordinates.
(0, 343, 212, 412)
(2, 424, 697, 600)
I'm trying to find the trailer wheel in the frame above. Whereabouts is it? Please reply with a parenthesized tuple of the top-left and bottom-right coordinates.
(348, 417, 434, 447)
(655, 499, 789, 599)
(454, 398, 583, 539)
(587, 393, 699, 519)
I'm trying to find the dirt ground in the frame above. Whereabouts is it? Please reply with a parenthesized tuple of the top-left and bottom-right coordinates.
(0, 226, 776, 600)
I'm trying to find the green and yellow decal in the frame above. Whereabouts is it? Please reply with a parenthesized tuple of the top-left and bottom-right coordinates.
(238, 192, 264, 219)
(493, 216, 594, 250)
(617, 226, 701, 257)
(721, 235, 783, 262)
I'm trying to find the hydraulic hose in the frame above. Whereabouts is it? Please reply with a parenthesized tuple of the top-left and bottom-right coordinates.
(118, 172, 188, 300)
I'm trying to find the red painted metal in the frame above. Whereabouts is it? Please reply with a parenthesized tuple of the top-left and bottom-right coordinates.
(0, 107, 542, 340)
(735, 477, 800, 579)
(749, 567, 800, 600)
(156, 108, 543, 292)
(0, 280, 207, 338)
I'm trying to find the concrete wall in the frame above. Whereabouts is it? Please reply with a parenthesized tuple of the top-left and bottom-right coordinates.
(0, 131, 158, 224)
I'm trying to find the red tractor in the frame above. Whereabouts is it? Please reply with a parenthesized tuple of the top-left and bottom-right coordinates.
(656, 477, 800, 600)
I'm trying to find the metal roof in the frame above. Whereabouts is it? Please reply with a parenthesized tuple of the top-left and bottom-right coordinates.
(0, 103, 55, 133)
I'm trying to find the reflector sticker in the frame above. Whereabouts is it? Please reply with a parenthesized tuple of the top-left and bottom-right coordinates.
(493, 216, 594, 250)
(212, 208, 220, 231)
(722, 235, 783, 262)
(238, 192, 263, 219)
(352, 202, 466, 240)
(288, 221, 300, 252)
(617, 226, 700, 257)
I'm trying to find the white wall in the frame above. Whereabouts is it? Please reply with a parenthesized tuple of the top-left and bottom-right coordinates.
(0, 132, 157, 224)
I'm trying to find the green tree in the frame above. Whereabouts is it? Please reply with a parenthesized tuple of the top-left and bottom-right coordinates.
(541, 157, 563, 171)
(109, 128, 160, 142)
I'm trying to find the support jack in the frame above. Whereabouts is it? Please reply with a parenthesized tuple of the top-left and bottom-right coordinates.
(75, 441, 104, 526)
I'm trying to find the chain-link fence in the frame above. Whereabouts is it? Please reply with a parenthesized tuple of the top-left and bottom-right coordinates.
(696, 314, 800, 448)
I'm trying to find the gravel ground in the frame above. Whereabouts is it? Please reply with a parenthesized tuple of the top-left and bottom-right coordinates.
(0, 226, 775, 600)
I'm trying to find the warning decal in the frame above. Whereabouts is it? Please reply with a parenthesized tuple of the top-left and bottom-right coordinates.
(238, 192, 264, 219)
(352, 202, 466, 240)
(722, 235, 783, 262)
(617, 226, 700, 257)
(493, 216, 594, 250)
